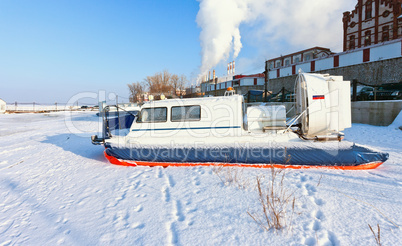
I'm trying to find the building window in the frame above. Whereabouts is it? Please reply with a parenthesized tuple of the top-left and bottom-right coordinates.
(171, 106, 201, 122)
(275, 60, 281, 67)
(305, 54, 311, 61)
(285, 59, 290, 66)
(365, 1, 372, 20)
(294, 57, 300, 63)
(269, 62, 273, 69)
(365, 31, 371, 46)
(382, 26, 389, 42)
(349, 35, 355, 49)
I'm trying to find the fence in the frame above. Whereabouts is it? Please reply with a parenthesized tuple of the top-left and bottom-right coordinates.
(351, 100, 402, 126)
(5, 102, 84, 113)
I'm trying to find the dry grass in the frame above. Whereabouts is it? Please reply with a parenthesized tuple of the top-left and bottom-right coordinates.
(368, 224, 382, 246)
(317, 174, 323, 187)
(212, 165, 250, 189)
(247, 166, 297, 232)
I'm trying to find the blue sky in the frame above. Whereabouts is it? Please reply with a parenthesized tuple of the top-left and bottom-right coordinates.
(0, 0, 355, 104)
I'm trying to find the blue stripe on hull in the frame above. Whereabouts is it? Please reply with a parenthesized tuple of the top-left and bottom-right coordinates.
(131, 126, 241, 132)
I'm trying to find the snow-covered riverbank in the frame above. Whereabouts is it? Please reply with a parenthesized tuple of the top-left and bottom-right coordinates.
(1, 111, 401, 245)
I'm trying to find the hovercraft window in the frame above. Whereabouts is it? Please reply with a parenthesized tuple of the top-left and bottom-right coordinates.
(171, 105, 201, 122)
(137, 107, 167, 123)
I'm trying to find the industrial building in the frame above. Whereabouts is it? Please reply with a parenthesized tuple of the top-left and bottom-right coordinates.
(199, 63, 266, 97)
(266, 47, 335, 70)
(343, 0, 402, 51)
(193, 0, 401, 103)
(266, 0, 402, 93)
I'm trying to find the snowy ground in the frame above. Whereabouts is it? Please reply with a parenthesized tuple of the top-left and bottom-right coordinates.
(0, 111, 401, 245)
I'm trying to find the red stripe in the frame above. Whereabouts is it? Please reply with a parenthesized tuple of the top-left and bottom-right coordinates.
(104, 151, 383, 170)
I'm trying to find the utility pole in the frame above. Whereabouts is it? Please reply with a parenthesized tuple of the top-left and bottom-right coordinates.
(281, 87, 285, 102)
(352, 79, 357, 101)
(116, 95, 121, 130)
(264, 61, 269, 102)
(214, 78, 217, 97)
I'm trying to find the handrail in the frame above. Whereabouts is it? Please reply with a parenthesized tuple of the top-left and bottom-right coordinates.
(101, 105, 138, 139)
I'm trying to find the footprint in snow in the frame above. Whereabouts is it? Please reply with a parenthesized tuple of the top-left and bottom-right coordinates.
(315, 230, 340, 246)
(197, 167, 205, 175)
(167, 175, 176, 188)
(131, 222, 145, 229)
(129, 180, 141, 190)
(192, 176, 201, 186)
(155, 167, 163, 178)
(133, 204, 143, 212)
(141, 174, 150, 179)
(113, 210, 130, 228)
(303, 183, 317, 196)
(311, 220, 321, 231)
(305, 184, 317, 193)
(303, 236, 316, 246)
(129, 171, 144, 179)
(166, 222, 179, 245)
(314, 210, 324, 220)
(313, 197, 324, 206)
(162, 186, 170, 202)
(173, 200, 185, 222)
(133, 193, 147, 198)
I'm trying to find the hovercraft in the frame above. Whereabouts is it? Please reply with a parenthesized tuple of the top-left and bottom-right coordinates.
(92, 73, 388, 169)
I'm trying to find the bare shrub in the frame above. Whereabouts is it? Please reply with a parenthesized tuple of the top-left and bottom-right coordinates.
(368, 224, 381, 246)
(247, 166, 297, 232)
(212, 165, 250, 189)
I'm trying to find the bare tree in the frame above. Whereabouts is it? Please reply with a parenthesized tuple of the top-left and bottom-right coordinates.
(170, 74, 179, 96)
(145, 70, 173, 95)
(129, 70, 185, 100)
(128, 82, 144, 102)
(178, 74, 187, 97)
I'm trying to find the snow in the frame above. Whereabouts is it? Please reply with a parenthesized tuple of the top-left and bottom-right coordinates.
(389, 109, 402, 130)
(0, 111, 401, 245)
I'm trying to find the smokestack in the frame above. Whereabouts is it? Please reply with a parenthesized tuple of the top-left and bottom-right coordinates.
(208, 71, 211, 82)
(229, 62, 232, 74)
(233, 61, 235, 74)
(213, 70, 215, 80)
(227, 63, 230, 75)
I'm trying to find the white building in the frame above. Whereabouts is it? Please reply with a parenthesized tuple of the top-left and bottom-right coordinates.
(0, 99, 6, 114)
(266, 38, 402, 79)
(266, 47, 335, 70)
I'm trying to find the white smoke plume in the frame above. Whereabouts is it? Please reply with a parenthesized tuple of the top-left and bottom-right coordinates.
(196, 0, 355, 79)
(196, 0, 250, 79)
